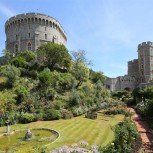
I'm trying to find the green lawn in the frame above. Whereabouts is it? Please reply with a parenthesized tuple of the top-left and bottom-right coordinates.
(0, 113, 124, 152)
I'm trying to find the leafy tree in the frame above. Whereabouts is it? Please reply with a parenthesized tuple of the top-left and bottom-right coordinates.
(38, 68, 51, 88)
(43, 109, 61, 120)
(144, 86, 153, 99)
(1, 65, 21, 86)
(69, 90, 82, 107)
(2, 49, 13, 64)
(89, 69, 105, 83)
(11, 56, 28, 68)
(59, 73, 76, 90)
(72, 62, 89, 88)
(71, 50, 92, 66)
(19, 50, 36, 62)
(11, 50, 36, 69)
(19, 112, 35, 123)
(37, 43, 72, 71)
(132, 87, 144, 103)
(0, 91, 16, 114)
(15, 85, 29, 104)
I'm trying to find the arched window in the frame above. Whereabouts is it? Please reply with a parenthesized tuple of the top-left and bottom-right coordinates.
(27, 43, 32, 51)
(28, 33, 31, 38)
(16, 35, 18, 41)
(15, 44, 18, 53)
(49, 21, 52, 27)
(46, 20, 48, 26)
(42, 19, 45, 25)
(45, 34, 47, 39)
(35, 18, 38, 23)
(39, 18, 41, 24)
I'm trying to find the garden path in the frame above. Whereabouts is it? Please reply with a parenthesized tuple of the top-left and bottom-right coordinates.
(128, 107, 153, 153)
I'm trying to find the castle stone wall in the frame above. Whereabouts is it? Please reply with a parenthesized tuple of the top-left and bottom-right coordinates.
(5, 13, 67, 55)
(128, 59, 139, 77)
(138, 41, 153, 83)
(105, 41, 153, 91)
(104, 75, 136, 91)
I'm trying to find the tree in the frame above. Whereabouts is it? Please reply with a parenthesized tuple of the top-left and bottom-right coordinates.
(37, 43, 72, 71)
(19, 50, 36, 62)
(72, 62, 89, 88)
(71, 50, 92, 66)
(89, 69, 105, 83)
(1, 65, 21, 86)
(11, 50, 36, 68)
(11, 56, 28, 68)
(2, 49, 13, 64)
(144, 86, 153, 99)
(38, 68, 51, 88)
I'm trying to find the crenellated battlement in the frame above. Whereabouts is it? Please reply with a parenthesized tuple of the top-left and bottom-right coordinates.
(5, 12, 66, 39)
(138, 41, 153, 48)
(5, 12, 67, 54)
(128, 59, 138, 64)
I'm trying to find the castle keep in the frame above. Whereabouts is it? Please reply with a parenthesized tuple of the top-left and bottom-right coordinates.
(105, 41, 153, 91)
(5, 13, 67, 55)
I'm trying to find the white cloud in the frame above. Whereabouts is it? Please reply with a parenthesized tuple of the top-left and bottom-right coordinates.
(0, 3, 16, 18)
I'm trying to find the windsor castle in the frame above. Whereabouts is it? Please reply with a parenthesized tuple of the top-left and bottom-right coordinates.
(5, 12, 67, 56)
(105, 41, 153, 91)
(3, 13, 153, 91)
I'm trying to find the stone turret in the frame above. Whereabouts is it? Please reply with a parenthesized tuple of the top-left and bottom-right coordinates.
(5, 12, 67, 55)
(138, 41, 153, 83)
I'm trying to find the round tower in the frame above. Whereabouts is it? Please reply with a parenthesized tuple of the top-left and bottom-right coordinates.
(5, 12, 67, 55)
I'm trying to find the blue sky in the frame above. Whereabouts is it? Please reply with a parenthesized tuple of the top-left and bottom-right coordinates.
(0, 0, 153, 77)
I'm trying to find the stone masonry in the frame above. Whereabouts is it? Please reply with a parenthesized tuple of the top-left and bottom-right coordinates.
(105, 41, 153, 91)
(5, 12, 67, 55)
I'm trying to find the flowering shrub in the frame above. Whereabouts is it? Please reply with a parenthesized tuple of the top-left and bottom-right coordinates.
(99, 120, 138, 153)
(50, 141, 99, 153)
(135, 99, 153, 117)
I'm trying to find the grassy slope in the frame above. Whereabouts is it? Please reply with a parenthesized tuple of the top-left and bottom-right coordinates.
(0, 113, 124, 152)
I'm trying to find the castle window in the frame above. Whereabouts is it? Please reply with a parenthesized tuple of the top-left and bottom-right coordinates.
(49, 21, 52, 27)
(16, 35, 18, 41)
(53, 36, 56, 43)
(42, 19, 45, 25)
(45, 34, 47, 39)
(24, 18, 27, 23)
(39, 18, 41, 24)
(15, 44, 18, 53)
(35, 18, 38, 22)
(27, 43, 32, 51)
(46, 20, 48, 26)
(28, 33, 31, 38)
(18, 20, 20, 25)
(31, 18, 34, 23)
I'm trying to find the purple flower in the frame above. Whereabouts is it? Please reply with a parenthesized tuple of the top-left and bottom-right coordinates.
(71, 143, 78, 148)
(79, 140, 89, 147)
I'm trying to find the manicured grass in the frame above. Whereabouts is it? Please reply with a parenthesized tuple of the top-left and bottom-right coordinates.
(0, 113, 124, 152)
